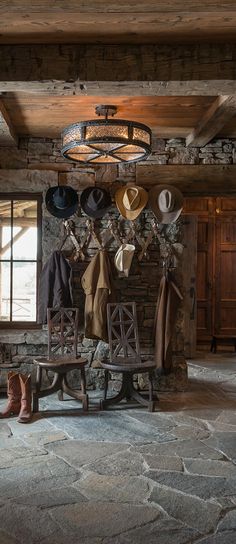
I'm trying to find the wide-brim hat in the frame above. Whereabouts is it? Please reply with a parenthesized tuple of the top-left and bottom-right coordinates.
(115, 185, 148, 220)
(45, 185, 78, 219)
(149, 184, 183, 224)
(80, 186, 112, 219)
(114, 243, 135, 277)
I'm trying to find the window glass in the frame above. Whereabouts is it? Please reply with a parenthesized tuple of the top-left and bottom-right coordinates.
(12, 262, 37, 321)
(0, 262, 10, 321)
(13, 201, 37, 260)
(0, 195, 41, 325)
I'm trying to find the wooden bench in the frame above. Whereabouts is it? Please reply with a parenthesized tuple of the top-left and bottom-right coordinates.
(210, 336, 236, 353)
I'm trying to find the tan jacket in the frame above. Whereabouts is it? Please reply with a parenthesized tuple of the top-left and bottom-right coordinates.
(154, 272, 183, 373)
(81, 250, 113, 342)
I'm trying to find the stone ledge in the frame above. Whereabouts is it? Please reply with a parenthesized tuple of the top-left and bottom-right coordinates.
(0, 329, 47, 345)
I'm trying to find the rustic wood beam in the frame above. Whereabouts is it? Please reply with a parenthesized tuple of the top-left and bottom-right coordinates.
(0, 3, 236, 45)
(1, 1, 236, 12)
(2, 81, 236, 97)
(0, 100, 18, 146)
(186, 96, 236, 147)
(136, 164, 236, 194)
(0, 44, 236, 96)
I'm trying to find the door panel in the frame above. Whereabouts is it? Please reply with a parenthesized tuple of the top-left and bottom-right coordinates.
(215, 214, 236, 336)
(184, 197, 236, 342)
(218, 198, 236, 212)
(196, 217, 214, 340)
(182, 215, 197, 358)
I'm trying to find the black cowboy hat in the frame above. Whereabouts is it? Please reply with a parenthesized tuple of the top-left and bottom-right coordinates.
(80, 186, 112, 219)
(45, 185, 78, 219)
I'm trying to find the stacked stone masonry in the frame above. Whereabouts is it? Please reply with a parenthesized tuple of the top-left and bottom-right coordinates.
(1, 136, 236, 171)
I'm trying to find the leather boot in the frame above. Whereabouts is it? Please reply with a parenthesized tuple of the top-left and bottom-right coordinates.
(0, 371, 21, 418)
(18, 374, 32, 423)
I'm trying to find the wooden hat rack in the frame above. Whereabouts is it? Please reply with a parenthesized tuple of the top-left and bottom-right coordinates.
(58, 216, 183, 267)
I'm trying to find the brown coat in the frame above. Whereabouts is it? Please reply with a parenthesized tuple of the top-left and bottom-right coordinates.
(81, 250, 113, 342)
(154, 272, 183, 374)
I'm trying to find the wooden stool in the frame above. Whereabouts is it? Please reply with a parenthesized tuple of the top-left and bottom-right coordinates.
(100, 302, 158, 412)
(100, 361, 157, 412)
(33, 308, 88, 413)
(33, 356, 88, 412)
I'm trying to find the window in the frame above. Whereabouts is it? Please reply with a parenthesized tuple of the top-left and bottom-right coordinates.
(0, 193, 42, 327)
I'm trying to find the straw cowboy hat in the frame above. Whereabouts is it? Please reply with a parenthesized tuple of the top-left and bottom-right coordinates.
(80, 186, 112, 219)
(115, 185, 148, 220)
(149, 185, 183, 224)
(114, 243, 135, 277)
(45, 185, 78, 219)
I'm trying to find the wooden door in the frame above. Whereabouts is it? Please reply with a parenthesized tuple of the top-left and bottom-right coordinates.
(215, 197, 236, 336)
(184, 197, 214, 342)
(196, 214, 214, 340)
(184, 196, 236, 342)
(182, 215, 198, 358)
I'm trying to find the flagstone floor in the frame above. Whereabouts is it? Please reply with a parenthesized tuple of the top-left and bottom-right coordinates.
(0, 353, 236, 544)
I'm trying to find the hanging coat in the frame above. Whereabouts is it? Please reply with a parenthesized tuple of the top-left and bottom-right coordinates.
(154, 271, 183, 374)
(38, 251, 73, 324)
(81, 250, 113, 342)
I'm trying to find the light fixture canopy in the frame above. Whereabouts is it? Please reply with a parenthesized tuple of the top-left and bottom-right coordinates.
(61, 105, 152, 164)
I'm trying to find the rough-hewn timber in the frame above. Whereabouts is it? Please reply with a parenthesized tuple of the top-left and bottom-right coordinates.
(0, 100, 18, 146)
(0, 44, 236, 97)
(136, 164, 236, 194)
(186, 96, 236, 147)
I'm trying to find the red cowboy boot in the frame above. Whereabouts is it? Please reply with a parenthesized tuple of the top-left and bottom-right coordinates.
(0, 371, 21, 418)
(18, 374, 32, 424)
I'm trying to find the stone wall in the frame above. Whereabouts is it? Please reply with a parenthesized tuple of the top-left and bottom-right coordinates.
(1, 135, 234, 394)
(1, 136, 236, 172)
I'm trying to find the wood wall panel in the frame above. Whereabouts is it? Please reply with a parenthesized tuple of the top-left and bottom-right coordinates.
(220, 222, 236, 244)
(197, 252, 208, 300)
(197, 223, 210, 246)
(218, 198, 236, 212)
(219, 252, 236, 298)
(197, 308, 208, 331)
(182, 215, 197, 358)
(184, 198, 210, 213)
(218, 308, 236, 332)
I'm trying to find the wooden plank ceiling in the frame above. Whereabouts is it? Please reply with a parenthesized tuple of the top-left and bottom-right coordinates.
(1, 94, 236, 144)
(1, 2, 236, 147)
(1, 95, 216, 140)
(1, 1, 236, 44)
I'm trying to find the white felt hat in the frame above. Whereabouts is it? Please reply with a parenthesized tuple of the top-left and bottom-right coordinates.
(149, 184, 183, 224)
(114, 244, 135, 276)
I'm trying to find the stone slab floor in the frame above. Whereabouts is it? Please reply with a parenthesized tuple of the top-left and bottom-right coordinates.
(0, 353, 236, 544)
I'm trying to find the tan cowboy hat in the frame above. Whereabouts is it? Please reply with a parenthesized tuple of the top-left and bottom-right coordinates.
(114, 244, 135, 277)
(149, 185, 183, 224)
(115, 185, 148, 220)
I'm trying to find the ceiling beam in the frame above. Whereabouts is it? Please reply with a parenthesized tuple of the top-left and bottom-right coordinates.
(186, 96, 236, 147)
(2, 82, 236, 97)
(0, 100, 18, 146)
(0, 44, 236, 97)
(0, 3, 236, 46)
(1, 1, 236, 11)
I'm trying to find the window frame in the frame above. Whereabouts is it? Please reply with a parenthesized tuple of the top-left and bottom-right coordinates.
(0, 192, 42, 329)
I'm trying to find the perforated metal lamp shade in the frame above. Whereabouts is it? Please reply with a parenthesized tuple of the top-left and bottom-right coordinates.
(61, 118, 152, 164)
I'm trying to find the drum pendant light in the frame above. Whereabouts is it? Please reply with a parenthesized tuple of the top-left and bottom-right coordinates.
(61, 105, 152, 164)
